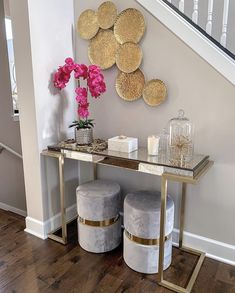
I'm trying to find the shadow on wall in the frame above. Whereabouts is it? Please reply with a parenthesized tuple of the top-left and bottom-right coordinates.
(42, 72, 70, 144)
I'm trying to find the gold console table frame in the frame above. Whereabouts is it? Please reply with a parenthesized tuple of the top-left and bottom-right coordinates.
(42, 146, 213, 293)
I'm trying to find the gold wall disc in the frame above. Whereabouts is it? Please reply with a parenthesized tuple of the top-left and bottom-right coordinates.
(77, 9, 99, 40)
(88, 29, 119, 70)
(114, 8, 145, 44)
(116, 42, 142, 73)
(97, 1, 117, 29)
(115, 69, 145, 101)
(143, 79, 167, 106)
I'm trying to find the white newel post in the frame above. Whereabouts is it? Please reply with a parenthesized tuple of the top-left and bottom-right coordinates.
(220, 0, 230, 47)
(192, 0, 199, 24)
(206, 0, 214, 36)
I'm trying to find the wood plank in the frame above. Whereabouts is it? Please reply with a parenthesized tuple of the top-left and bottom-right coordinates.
(0, 210, 234, 293)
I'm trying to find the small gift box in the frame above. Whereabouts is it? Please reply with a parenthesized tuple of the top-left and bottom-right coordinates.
(108, 136, 138, 153)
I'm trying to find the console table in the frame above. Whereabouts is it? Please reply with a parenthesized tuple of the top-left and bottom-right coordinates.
(42, 143, 213, 293)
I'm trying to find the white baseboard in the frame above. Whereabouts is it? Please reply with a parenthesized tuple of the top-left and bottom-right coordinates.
(25, 217, 47, 239)
(172, 228, 235, 266)
(25, 208, 235, 266)
(25, 204, 77, 240)
(0, 202, 27, 217)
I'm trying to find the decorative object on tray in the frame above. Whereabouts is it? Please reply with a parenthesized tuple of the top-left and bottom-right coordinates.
(88, 29, 119, 70)
(53, 58, 106, 145)
(147, 135, 160, 156)
(115, 69, 145, 101)
(108, 136, 138, 153)
(77, 9, 99, 40)
(143, 79, 167, 106)
(77, 2, 167, 107)
(114, 8, 146, 44)
(97, 1, 118, 29)
(58, 139, 108, 153)
(116, 42, 143, 73)
(168, 109, 194, 165)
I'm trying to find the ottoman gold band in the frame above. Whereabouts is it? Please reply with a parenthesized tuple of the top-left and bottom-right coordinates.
(125, 229, 172, 246)
(78, 215, 119, 227)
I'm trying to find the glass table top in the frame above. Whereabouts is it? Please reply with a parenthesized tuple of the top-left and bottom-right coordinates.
(92, 148, 209, 172)
(47, 142, 209, 172)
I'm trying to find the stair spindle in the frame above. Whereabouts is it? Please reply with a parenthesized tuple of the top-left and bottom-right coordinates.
(179, 0, 184, 13)
(192, 0, 199, 24)
(220, 0, 230, 47)
(206, 0, 214, 35)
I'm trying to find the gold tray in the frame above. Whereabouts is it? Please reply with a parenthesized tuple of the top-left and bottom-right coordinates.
(77, 9, 99, 40)
(88, 29, 119, 70)
(143, 79, 167, 106)
(115, 69, 145, 101)
(97, 1, 117, 29)
(114, 8, 145, 44)
(116, 42, 143, 73)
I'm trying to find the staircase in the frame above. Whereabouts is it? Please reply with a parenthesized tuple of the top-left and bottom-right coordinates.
(136, 0, 235, 86)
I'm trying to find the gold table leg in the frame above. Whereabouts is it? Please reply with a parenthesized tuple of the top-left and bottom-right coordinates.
(158, 176, 168, 282)
(158, 178, 205, 293)
(48, 154, 67, 245)
(179, 182, 186, 248)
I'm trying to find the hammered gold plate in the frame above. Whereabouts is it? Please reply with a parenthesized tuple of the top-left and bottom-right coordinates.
(114, 8, 145, 44)
(116, 42, 142, 73)
(77, 9, 99, 40)
(97, 1, 117, 29)
(88, 29, 119, 70)
(143, 79, 167, 106)
(116, 69, 145, 101)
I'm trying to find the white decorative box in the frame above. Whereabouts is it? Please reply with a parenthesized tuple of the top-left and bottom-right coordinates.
(108, 136, 138, 153)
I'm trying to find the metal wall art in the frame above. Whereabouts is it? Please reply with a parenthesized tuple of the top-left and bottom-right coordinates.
(77, 9, 99, 40)
(77, 1, 167, 106)
(114, 8, 145, 44)
(116, 42, 142, 73)
(143, 80, 167, 106)
(97, 1, 117, 29)
(116, 69, 145, 101)
(88, 29, 119, 70)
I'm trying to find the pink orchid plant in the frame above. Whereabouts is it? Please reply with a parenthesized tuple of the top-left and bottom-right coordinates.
(53, 57, 106, 129)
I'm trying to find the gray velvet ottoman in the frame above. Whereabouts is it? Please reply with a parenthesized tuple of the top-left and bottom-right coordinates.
(124, 190, 174, 274)
(76, 179, 121, 253)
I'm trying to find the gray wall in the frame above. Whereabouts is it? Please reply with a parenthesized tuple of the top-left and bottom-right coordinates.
(0, 0, 26, 213)
(75, 0, 235, 246)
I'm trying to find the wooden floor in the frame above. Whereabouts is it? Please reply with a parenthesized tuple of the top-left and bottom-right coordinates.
(0, 210, 235, 293)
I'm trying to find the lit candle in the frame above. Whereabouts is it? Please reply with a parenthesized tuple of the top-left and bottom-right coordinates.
(148, 135, 160, 156)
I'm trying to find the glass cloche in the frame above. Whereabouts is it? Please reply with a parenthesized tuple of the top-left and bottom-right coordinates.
(168, 109, 194, 165)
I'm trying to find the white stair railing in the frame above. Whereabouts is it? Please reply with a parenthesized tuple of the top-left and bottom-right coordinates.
(0, 142, 22, 159)
(164, 0, 234, 51)
(136, 0, 235, 86)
